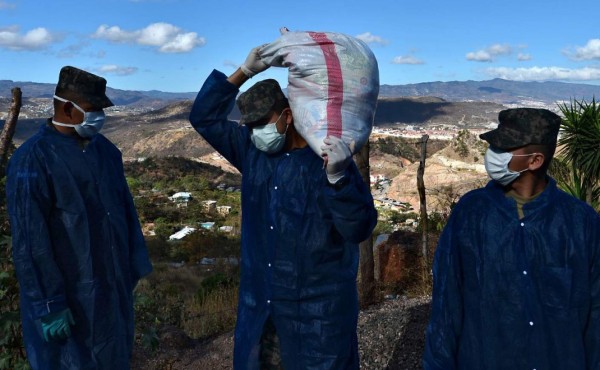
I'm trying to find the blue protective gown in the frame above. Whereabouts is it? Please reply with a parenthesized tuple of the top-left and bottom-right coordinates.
(423, 178, 600, 370)
(6, 123, 153, 370)
(189, 70, 378, 370)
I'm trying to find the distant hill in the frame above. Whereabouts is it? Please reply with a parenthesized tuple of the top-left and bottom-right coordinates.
(3, 77, 600, 111)
(3, 76, 600, 159)
(373, 97, 504, 127)
(0, 80, 197, 109)
(379, 78, 600, 105)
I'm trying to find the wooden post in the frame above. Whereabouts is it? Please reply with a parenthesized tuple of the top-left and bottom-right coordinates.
(0, 87, 22, 178)
(417, 134, 429, 259)
(354, 141, 375, 306)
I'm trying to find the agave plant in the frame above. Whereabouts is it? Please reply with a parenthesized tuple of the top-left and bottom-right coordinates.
(557, 98, 600, 208)
(550, 158, 600, 210)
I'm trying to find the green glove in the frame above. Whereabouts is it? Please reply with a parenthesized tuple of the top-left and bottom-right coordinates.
(41, 308, 75, 342)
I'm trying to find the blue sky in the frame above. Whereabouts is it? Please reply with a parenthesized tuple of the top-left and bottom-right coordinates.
(1, 0, 600, 92)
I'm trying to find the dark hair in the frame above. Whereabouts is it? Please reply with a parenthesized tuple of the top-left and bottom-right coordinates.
(273, 96, 290, 113)
(527, 143, 556, 173)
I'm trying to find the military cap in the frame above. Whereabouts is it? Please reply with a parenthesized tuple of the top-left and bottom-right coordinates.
(479, 108, 561, 150)
(54, 66, 114, 108)
(236, 79, 287, 128)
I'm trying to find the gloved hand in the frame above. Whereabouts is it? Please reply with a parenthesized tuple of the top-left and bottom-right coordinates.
(321, 136, 352, 184)
(41, 308, 75, 342)
(240, 44, 270, 78)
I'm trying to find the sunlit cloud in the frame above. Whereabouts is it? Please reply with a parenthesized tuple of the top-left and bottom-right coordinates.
(564, 39, 600, 61)
(96, 64, 139, 76)
(484, 66, 600, 81)
(517, 53, 532, 61)
(466, 43, 512, 62)
(0, 26, 60, 51)
(355, 32, 388, 45)
(392, 55, 424, 65)
(92, 22, 205, 53)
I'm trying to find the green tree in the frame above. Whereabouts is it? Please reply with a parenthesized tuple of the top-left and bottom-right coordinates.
(557, 98, 600, 208)
(154, 217, 174, 241)
(126, 176, 142, 194)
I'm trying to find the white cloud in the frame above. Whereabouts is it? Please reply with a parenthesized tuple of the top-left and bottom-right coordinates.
(92, 22, 205, 53)
(466, 43, 512, 62)
(517, 53, 532, 61)
(92, 25, 137, 43)
(484, 66, 600, 82)
(159, 32, 202, 53)
(355, 32, 388, 45)
(565, 39, 600, 61)
(392, 55, 424, 65)
(0, 26, 59, 51)
(466, 50, 493, 62)
(96, 65, 138, 76)
(137, 23, 180, 46)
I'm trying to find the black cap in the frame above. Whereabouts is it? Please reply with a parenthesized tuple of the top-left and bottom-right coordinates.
(236, 79, 286, 128)
(480, 108, 561, 150)
(54, 66, 113, 108)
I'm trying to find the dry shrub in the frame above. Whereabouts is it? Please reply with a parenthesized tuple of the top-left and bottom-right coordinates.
(182, 286, 238, 338)
(135, 262, 239, 345)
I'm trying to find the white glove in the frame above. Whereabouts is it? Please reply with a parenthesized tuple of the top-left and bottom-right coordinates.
(321, 136, 352, 184)
(240, 45, 269, 78)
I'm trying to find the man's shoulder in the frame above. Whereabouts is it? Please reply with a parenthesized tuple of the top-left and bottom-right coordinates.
(553, 186, 600, 219)
(10, 130, 46, 160)
(456, 186, 491, 206)
(93, 134, 121, 153)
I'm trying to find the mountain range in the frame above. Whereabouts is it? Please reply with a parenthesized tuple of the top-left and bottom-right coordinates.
(2, 77, 600, 160)
(378, 78, 600, 105)
(2, 78, 600, 110)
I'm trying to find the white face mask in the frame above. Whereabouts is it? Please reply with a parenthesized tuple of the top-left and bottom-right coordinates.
(52, 95, 106, 138)
(484, 147, 535, 186)
(250, 111, 287, 154)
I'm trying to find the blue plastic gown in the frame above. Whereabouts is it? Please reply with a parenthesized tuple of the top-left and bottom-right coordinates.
(423, 178, 600, 370)
(189, 70, 378, 370)
(6, 123, 153, 370)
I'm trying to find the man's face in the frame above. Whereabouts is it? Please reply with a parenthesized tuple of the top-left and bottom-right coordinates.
(67, 99, 104, 124)
(252, 109, 289, 134)
(507, 145, 542, 173)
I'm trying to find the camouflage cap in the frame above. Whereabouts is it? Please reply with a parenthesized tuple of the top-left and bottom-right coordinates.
(479, 108, 561, 150)
(236, 79, 286, 128)
(54, 66, 114, 108)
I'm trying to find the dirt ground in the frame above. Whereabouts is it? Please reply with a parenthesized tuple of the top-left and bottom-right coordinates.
(131, 296, 431, 370)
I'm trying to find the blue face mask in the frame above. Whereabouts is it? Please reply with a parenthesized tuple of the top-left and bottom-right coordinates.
(484, 147, 535, 186)
(52, 95, 106, 138)
(250, 111, 287, 154)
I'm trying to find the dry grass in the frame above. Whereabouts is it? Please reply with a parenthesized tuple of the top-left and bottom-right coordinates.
(182, 286, 238, 338)
(135, 263, 239, 342)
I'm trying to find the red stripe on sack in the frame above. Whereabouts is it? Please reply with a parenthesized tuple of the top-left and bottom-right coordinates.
(308, 32, 343, 138)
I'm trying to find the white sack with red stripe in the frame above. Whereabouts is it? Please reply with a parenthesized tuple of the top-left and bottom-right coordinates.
(259, 29, 379, 155)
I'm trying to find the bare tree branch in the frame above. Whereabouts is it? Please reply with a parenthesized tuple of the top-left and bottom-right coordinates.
(0, 87, 22, 178)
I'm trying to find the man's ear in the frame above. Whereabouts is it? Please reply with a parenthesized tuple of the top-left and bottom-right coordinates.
(283, 107, 293, 125)
(529, 152, 545, 171)
(61, 101, 75, 119)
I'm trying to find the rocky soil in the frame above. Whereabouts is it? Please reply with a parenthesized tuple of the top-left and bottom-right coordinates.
(131, 296, 431, 370)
